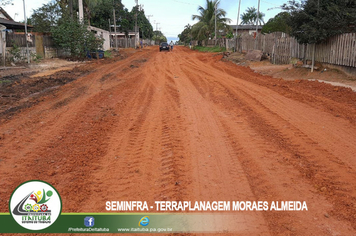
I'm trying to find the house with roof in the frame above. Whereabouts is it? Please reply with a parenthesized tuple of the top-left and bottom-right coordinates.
(0, 7, 34, 65)
(0, 7, 32, 31)
(229, 24, 263, 37)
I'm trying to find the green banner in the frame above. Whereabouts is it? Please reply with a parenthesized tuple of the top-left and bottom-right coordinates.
(0, 212, 252, 233)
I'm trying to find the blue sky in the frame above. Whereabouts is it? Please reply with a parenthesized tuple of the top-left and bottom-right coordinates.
(4, 0, 287, 41)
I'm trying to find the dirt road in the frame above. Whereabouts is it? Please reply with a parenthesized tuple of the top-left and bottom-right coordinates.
(1, 46, 356, 235)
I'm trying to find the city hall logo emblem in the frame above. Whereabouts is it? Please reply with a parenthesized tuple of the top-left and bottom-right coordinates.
(9, 180, 62, 230)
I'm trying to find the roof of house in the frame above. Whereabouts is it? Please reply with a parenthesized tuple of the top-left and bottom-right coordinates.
(0, 7, 32, 30)
(0, 7, 13, 21)
(0, 18, 33, 30)
(88, 25, 109, 34)
(230, 25, 263, 30)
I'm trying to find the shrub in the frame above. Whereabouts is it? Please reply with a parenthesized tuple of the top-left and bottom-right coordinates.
(51, 18, 103, 58)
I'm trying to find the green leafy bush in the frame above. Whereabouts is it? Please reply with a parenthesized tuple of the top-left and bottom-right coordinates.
(51, 18, 103, 58)
(9, 41, 22, 62)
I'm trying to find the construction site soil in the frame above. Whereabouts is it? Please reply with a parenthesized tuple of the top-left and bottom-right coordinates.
(1, 46, 356, 235)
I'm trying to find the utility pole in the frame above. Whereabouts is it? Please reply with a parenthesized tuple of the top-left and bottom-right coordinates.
(254, 0, 260, 50)
(22, 0, 29, 64)
(235, 0, 241, 38)
(155, 22, 160, 45)
(112, 1, 118, 50)
(0, 25, 6, 67)
(214, 2, 217, 45)
(139, 5, 144, 40)
(113, 9, 118, 50)
(69, 0, 73, 19)
(78, 0, 84, 23)
(135, 0, 138, 48)
(147, 15, 153, 45)
(311, 0, 320, 72)
(235, 0, 242, 52)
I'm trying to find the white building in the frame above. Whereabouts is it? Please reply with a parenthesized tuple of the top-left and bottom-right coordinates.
(88, 26, 110, 51)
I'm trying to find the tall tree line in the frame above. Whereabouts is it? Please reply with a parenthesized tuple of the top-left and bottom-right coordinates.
(28, 0, 153, 39)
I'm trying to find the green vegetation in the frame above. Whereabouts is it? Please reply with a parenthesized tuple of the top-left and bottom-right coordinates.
(32, 53, 43, 63)
(104, 50, 112, 58)
(240, 7, 265, 25)
(27, 2, 61, 32)
(28, 0, 155, 39)
(193, 46, 226, 53)
(26, 0, 160, 58)
(0, 0, 12, 6)
(152, 30, 167, 44)
(0, 79, 12, 86)
(282, 0, 356, 44)
(51, 18, 103, 58)
(8, 41, 22, 62)
(189, 0, 231, 43)
(262, 12, 291, 34)
(178, 24, 192, 45)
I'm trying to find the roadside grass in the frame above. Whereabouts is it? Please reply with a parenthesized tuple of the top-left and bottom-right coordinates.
(0, 79, 12, 87)
(104, 50, 112, 58)
(193, 46, 226, 53)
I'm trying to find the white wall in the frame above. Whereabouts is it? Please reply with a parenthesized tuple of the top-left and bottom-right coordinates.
(88, 26, 110, 51)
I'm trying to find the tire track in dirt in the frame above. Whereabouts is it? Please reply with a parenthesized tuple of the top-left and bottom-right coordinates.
(178, 48, 356, 234)
(83, 50, 190, 212)
(210, 59, 356, 124)
(0, 50, 150, 211)
(164, 49, 271, 234)
(185, 76, 348, 234)
(179, 58, 305, 235)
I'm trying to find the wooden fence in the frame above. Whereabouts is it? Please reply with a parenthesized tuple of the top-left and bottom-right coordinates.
(222, 32, 356, 67)
(313, 33, 356, 67)
(269, 33, 356, 67)
(6, 33, 56, 47)
(6, 33, 35, 47)
(112, 38, 136, 48)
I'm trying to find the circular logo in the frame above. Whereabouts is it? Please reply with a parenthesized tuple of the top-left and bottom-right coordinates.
(9, 180, 62, 230)
(139, 216, 150, 226)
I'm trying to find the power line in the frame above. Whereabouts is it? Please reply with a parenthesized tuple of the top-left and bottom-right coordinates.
(261, 0, 280, 7)
(172, 0, 197, 6)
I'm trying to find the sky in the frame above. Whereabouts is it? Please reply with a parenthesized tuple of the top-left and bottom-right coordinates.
(2, 0, 287, 41)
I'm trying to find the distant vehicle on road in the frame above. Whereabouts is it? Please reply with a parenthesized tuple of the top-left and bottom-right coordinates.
(159, 42, 170, 52)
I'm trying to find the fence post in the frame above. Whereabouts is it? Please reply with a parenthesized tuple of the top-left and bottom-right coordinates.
(35, 35, 45, 59)
(303, 44, 307, 65)
(311, 43, 316, 72)
(272, 33, 277, 64)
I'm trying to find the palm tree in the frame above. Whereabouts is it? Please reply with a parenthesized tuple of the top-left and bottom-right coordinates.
(191, 0, 231, 41)
(240, 7, 265, 25)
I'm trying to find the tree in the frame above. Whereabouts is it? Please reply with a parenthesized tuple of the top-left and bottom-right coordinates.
(83, 0, 101, 25)
(178, 24, 192, 45)
(152, 30, 167, 43)
(51, 18, 103, 58)
(107, 5, 153, 39)
(191, 0, 231, 42)
(90, 0, 123, 31)
(0, 0, 13, 6)
(27, 2, 61, 32)
(240, 7, 265, 25)
(132, 6, 153, 39)
(261, 12, 291, 34)
(282, 0, 356, 44)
